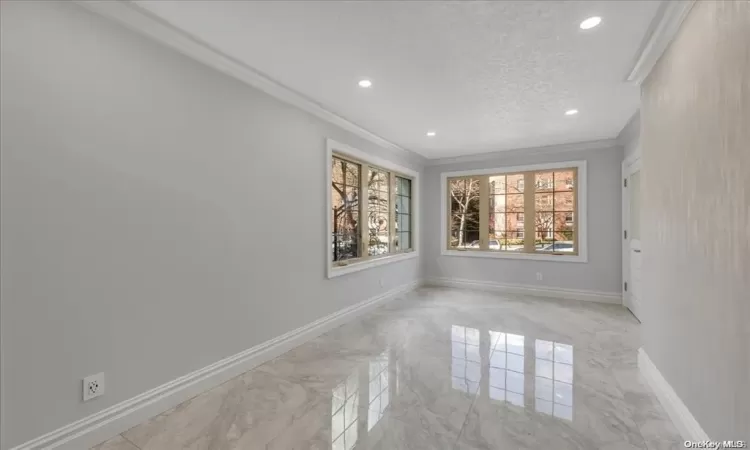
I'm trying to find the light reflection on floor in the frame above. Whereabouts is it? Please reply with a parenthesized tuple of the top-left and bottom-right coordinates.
(451, 326, 575, 421)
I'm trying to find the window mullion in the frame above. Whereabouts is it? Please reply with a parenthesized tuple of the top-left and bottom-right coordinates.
(479, 175, 489, 250)
(523, 171, 536, 253)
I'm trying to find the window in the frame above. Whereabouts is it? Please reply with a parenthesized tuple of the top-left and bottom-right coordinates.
(395, 176, 412, 251)
(367, 167, 390, 257)
(328, 139, 418, 278)
(332, 156, 361, 262)
(442, 161, 586, 262)
(448, 178, 480, 249)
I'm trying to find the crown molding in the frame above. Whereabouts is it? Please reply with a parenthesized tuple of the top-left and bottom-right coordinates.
(626, 0, 696, 85)
(425, 139, 620, 167)
(73, 0, 426, 166)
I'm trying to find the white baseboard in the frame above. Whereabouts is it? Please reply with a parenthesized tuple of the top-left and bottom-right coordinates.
(637, 348, 710, 441)
(426, 277, 622, 304)
(10, 280, 421, 450)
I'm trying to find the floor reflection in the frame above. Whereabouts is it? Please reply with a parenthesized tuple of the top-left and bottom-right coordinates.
(489, 332, 525, 406)
(450, 327, 575, 421)
(330, 350, 397, 449)
(367, 351, 389, 431)
(331, 371, 359, 450)
(451, 325, 481, 393)
(328, 330, 576, 449)
(535, 339, 574, 421)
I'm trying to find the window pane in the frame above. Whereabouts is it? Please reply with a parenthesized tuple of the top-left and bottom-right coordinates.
(398, 213, 410, 232)
(345, 162, 359, 187)
(535, 193, 554, 210)
(554, 191, 574, 211)
(535, 212, 554, 232)
(397, 176, 411, 196)
(505, 194, 524, 213)
(488, 228, 505, 251)
(533, 168, 577, 255)
(489, 175, 507, 194)
(449, 178, 480, 248)
(368, 169, 388, 190)
(368, 168, 390, 256)
(397, 231, 411, 251)
(535, 171, 554, 192)
(395, 177, 412, 252)
(486, 173, 524, 252)
(332, 158, 345, 185)
(507, 173, 525, 194)
(490, 194, 506, 213)
(489, 212, 506, 234)
(553, 170, 575, 191)
(396, 194, 411, 215)
(506, 232, 524, 251)
(536, 232, 554, 250)
(332, 157, 360, 262)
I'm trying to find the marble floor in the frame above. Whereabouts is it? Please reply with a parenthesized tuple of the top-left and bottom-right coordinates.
(92, 287, 683, 450)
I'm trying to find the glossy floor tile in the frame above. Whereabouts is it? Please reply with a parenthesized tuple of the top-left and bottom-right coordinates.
(93, 287, 683, 450)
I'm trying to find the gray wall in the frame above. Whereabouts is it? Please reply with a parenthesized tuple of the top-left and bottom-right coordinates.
(423, 145, 623, 294)
(640, 0, 749, 440)
(0, 2, 422, 448)
(619, 110, 641, 162)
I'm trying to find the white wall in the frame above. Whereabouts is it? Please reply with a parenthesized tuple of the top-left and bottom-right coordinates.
(423, 145, 623, 294)
(640, 0, 749, 440)
(0, 2, 422, 448)
(619, 110, 641, 162)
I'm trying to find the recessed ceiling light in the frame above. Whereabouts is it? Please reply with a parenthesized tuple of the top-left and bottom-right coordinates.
(580, 16, 602, 30)
(426, 131, 436, 137)
(358, 79, 372, 88)
(565, 109, 579, 116)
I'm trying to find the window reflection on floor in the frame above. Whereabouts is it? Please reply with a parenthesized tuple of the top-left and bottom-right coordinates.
(489, 332, 525, 406)
(451, 325, 481, 393)
(331, 371, 359, 450)
(535, 339, 574, 421)
(449, 326, 575, 422)
(368, 351, 390, 431)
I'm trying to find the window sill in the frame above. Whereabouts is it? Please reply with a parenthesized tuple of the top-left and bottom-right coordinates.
(328, 251, 419, 279)
(441, 249, 587, 263)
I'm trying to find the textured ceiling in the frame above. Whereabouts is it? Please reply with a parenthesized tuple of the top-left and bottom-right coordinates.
(134, 1, 661, 159)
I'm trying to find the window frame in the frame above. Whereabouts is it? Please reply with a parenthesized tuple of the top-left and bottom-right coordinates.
(327, 139, 419, 278)
(440, 160, 587, 263)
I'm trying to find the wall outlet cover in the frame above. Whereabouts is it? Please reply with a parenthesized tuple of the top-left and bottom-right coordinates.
(83, 372, 105, 402)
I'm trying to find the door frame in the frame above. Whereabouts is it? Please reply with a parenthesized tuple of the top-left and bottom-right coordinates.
(622, 150, 642, 321)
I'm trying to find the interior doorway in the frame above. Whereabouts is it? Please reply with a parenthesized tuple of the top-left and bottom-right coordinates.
(622, 155, 642, 322)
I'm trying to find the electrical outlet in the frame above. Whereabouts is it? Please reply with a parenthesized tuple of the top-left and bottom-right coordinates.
(536, 272, 543, 281)
(83, 372, 105, 402)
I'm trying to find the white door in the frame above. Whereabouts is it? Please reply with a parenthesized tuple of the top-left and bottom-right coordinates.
(623, 159, 642, 321)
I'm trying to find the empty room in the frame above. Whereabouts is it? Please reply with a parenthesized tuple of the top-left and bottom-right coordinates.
(1, 1, 748, 449)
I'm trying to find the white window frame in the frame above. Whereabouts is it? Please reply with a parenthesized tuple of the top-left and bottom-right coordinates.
(440, 160, 587, 263)
(327, 139, 419, 278)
